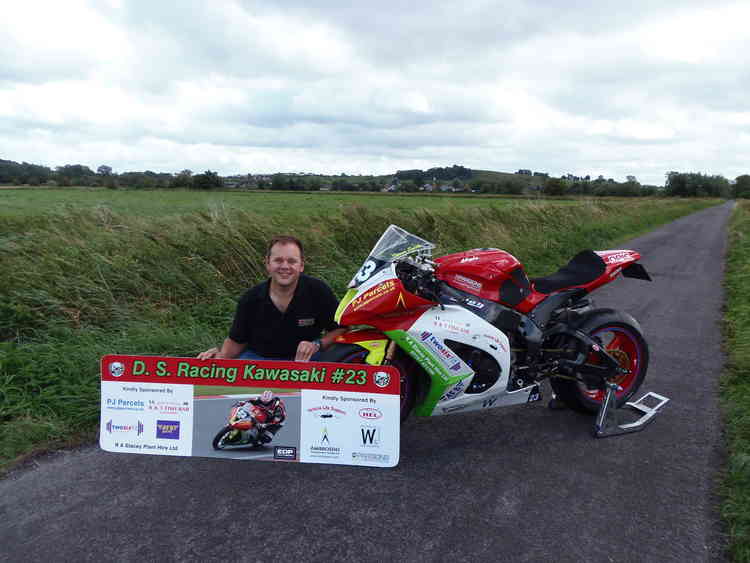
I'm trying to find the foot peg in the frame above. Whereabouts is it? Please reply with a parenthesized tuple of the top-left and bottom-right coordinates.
(594, 382, 669, 438)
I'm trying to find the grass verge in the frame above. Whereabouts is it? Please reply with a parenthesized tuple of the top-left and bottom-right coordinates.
(722, 200, 750, 562)
(0, 197, 720, 474)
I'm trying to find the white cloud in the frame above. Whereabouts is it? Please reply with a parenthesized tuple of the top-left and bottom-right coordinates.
(1, 0, 749, 185)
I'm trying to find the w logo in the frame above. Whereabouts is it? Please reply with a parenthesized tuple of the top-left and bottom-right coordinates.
(360, 427, 380, 446)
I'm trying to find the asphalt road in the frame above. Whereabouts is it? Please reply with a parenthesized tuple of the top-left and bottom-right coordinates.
(0, 202, 732, 562)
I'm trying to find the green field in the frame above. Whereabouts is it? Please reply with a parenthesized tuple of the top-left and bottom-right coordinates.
(0, 195, 720, 475)
(722, 200, 750, 561)
(0, 187, 547, 220)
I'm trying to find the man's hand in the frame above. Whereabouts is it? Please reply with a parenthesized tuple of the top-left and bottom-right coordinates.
(295, 340, 320, 362)
(197, 347, 223, 360)
(197, 338, 246, 360)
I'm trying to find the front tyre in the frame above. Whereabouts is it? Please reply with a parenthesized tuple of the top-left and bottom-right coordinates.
(318, 343, 416, 422)
(550, 310, 649, 414)
(212, 426, 236, 450)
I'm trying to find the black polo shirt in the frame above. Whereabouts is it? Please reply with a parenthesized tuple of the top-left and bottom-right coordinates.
(229, 274, 340, 359)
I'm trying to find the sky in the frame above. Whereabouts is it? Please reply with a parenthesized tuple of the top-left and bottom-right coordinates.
(1, 0, 748, 186)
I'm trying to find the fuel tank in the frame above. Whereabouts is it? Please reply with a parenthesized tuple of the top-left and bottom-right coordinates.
(435, 248, 531, 307)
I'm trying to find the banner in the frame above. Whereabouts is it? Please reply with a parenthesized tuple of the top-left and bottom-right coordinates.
(100, 355, 400, 467)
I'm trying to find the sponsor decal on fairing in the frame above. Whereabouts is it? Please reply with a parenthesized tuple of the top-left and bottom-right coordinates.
(439, 380, 466, 402)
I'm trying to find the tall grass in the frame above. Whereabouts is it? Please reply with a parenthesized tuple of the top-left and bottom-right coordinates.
(0, 198, 718, 472)
(722, 200, 750, 562)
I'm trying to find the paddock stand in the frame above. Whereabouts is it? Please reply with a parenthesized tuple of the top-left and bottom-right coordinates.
(593, 382, 670, 438)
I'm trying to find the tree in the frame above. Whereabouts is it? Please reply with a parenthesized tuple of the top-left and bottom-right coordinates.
(542, 177, 566, 196)
(735, 175, 750, 199)
(97, 165, 113, 176)
(193, 170, 222, 190)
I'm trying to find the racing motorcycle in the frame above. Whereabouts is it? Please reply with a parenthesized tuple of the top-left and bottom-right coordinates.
(212, 400, 271, 450)
(320, 225, 668, 437)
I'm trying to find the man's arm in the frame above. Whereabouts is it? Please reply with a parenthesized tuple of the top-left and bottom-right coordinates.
(197, 337, 247, 360)
(294, 327, 348, 361)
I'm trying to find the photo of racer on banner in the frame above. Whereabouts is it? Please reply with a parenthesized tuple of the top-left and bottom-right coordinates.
(212, 390, 287, 450)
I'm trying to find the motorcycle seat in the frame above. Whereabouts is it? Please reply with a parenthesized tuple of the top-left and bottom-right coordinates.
(530, 250, 605, 294)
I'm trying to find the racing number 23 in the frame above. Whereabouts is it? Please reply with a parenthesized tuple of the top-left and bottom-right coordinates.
(346, 369, 367, 385)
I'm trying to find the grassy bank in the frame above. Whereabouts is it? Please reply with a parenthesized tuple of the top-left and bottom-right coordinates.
(722, 200, 750, 561)
(0, 198, 718, 473)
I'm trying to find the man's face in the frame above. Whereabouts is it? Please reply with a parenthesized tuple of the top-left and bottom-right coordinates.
(265, 242, 304, 288)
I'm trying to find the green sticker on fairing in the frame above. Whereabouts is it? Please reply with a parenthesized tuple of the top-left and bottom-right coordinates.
(385, 330, 467, 417)
(335, 288, 357, 323)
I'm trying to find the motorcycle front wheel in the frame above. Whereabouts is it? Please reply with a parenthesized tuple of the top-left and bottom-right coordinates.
(212, 426, 240, 450)
(550, 310, 649, 414)
(318, 343, 416, 422)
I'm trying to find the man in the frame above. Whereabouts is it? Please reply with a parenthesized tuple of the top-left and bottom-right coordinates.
(198, 235, 344, 362)
(245, 390, 286, 444)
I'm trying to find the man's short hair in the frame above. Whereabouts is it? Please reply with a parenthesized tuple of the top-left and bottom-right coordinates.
(266, 235, 304, 260)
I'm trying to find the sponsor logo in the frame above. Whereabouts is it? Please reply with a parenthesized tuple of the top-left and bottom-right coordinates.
(359, 407, 383, 420)
(106, 419, 144, 435)
(460, 256, 480, 263)
(352, 452, 390, 463)
(373, 371, 390, 388)
(432, 318, 470, 335)
(419, 331, 460, 367)
(482, 395, 499, 408)
(465, 299, 485, 309)
(360, 425, 381, 447)
(274, 446, 297, 460)
(104, 398, 146, 412)
(309, 426, 342, 458)
(527, 386, 541, 403)
(442, 404, 469, 413)
(307, 405, 347, 420)
(351, 279, 396, 311)
(109, 362, 125, 378)
(453, 274, 482, 291)
(155, 420, 180, 439)
(439, 380, 465, 402)
(297, 317, 315, 327)
(483, 333, 508, 353)
(601, 251, 632, 264)
(148, 400, 190, 414)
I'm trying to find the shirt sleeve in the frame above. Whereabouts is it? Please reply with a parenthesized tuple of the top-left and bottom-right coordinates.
(228, 293, 252, 344)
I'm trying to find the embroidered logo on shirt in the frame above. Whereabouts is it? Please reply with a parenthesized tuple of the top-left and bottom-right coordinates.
(297, 318, 315, 327)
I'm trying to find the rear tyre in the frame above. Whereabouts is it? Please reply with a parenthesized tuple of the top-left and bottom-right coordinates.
(550, 310, 649, 414)
(318, 343, 416, 422)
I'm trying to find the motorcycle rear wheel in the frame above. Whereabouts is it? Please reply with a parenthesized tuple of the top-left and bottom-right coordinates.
(318, 344, 416, 422)
(550, 311, 649, 414)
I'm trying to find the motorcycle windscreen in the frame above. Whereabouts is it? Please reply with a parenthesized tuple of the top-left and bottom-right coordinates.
(349, 225, 435, 288)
